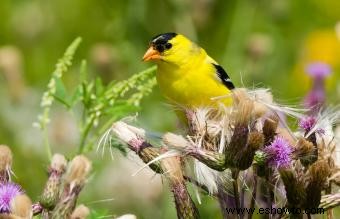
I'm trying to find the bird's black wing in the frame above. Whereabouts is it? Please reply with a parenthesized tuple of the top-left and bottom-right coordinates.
(213, 64, 235, 90)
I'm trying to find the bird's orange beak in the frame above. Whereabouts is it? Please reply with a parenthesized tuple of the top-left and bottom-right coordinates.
(142, 47, 161, 61)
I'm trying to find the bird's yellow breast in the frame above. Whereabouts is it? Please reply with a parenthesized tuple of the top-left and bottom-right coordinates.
(156, 56, 232, 108)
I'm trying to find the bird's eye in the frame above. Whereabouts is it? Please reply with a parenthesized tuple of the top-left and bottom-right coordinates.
(165, 43, 172, 49)
(155, 44, 164, 52)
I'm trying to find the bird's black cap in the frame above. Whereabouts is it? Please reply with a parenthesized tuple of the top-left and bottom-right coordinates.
(150, 33, 177, 52)
(151, 32, 177, 43)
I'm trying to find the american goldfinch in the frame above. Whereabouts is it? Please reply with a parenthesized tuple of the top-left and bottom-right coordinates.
(143, 32, 235, 108)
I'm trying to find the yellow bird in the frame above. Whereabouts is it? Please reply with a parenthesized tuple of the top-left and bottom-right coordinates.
(143, 33, 235, 108)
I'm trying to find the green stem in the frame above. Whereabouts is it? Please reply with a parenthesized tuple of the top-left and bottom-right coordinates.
(81, 115, 117, 153)
(42, 109, 52, 161)
(232, 170, 241, 217)
(248, 171, 257, 219)
(78, 115, 95, 154)
(43, 127, 52, 161)
(326, 183, 333, 219)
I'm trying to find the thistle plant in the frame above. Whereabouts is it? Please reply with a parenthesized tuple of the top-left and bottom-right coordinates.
(0, 143, 93, 218)
(108, 62, 340, 219)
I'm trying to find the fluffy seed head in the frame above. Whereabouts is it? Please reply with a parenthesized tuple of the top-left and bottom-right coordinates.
(163, 133, 189, 148)
(0, 145, 12, 172)
(112, 121, 145, 142)
(10, 194, 32, 218)
(0, 183, 23, 213)
(186, 108, 212, 134)
(263, 136, 293, 169)
(50, 154, 67, 173)
(252, 91, 273, 118)
(65, 155, 92, 186)
(112, 121, 147, 152)
(232, 89, 254, 125)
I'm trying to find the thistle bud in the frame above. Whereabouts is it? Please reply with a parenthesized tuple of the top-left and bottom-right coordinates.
(253, 151, 266, 165)
(304, 160, 331, 209)
(40, 154, 67, 209)
(112, 121, 147, 153)
(236, 132, 264, 170)
(0, 145, 12, 183)
(112, 122, 162, 173)
(32, 203, 43, 215)
(64, 155, 91, 187)
(71, 204, 90, 219)
(262, 116, 279, 145)
(51, 155, 91, 219)
(279, 168, 306, 208)
(10, 194, 32, 218)
(186, 147, 226, 171)
(253, 151, 267, 177)
(294, 138, 315, 166)
(226, 96, 252, 166)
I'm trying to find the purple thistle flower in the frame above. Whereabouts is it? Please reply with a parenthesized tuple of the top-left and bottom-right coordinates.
(305, 62, 332, 79)
(304, 62, 332, 113)
(304, 89, 325, 110)
(263, 136, 292, 169)
(0, 183, 23, 213)
(299, 116, 316, 132)
(299, 116, 325, 135)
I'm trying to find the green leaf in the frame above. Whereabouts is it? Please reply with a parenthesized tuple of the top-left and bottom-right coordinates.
(103, 101, 138, 118)
(53, 76, 71, 108)
(70, 85, 82, 106)
(95, 77, 104, 96)
(79, 59, 88, 82)
(82, 81, 94, 108)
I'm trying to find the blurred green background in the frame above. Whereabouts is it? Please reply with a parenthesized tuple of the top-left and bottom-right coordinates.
(0, 0, 339, 218)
